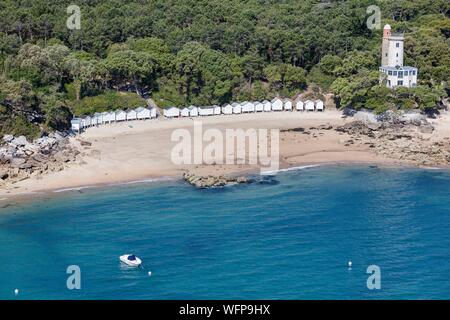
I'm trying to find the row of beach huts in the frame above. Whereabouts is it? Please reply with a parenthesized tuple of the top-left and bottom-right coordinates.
(71, 97, 324, 132)
(163, 98, 324, 118)
(71, 106, 157, 132)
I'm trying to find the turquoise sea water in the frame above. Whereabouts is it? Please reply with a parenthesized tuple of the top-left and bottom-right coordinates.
(0, 165, 449, 300)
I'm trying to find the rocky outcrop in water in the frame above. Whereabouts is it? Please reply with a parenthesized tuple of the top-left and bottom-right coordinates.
(183, 172, 250, 188)
(0, 132, 80, 186)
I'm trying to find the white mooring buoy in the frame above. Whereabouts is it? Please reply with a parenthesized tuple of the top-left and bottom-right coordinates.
(348, 261, 352, 268)
(14, 288, 19, 296)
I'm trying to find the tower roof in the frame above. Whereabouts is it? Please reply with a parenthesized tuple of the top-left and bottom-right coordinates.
(384, 24, 391, 30)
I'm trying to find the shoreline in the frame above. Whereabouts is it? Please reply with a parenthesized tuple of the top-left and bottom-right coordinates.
(1, 160, 449, 207)
(2, 110, 450, 204)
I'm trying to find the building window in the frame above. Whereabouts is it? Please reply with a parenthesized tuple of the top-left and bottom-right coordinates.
(398, 80, 403, 86)
(396, 53, 399, 57)
(396, 43, 400, 47)
(393, 71, 397, 76)
(388, 71, 392, 75)
(398, 71, 403, 78)
(385, 53, 388, 57)
(412, 70, 416, 75)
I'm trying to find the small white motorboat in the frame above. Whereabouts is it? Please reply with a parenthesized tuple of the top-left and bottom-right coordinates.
(119, 254, 142, 267)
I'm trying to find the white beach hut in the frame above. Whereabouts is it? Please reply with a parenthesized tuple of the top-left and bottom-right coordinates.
(150, 107, 157, 118)
(115, 110, 127, 122)
(305, 100, 315, 112)
(213, 105, 221, 115)
(295, 100, 304, 111)
(222, 103, 233, 115)
(271, 98, 283, 111)
(92, 113, 102, 126)
(105, 111, 116, 123)
(283, 98, 293, 111)
(232, 102, 242, 114)
(315, 100, 324, 112)
(189, 105, 199, 117)
(254, 102, 264, 112)
(126, 109, 138, 121)
(199, 106, 215, 116)
(82, 116, 91, 128)
(136, 107, 151, 120)
(241, 101, 255, 113)
(180, 107, 190, 117)
(164, 107, 180, 118)
(262, 100, 272, 112)
(71, 118, 82, 133)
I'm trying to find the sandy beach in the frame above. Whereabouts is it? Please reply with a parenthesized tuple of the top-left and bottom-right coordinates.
(2, 109, 450, 199)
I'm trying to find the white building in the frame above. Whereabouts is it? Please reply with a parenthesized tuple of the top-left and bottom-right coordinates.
(150, 107, 157, 118)
(105, 111, 116, 123)
(379, 24, 418, 88)
(222, 103, 233, 115)
(232, 102, 242, 114)
(82, 116, 91, 128)
(93, 113, 102, 125)
(189, 106, 199, 117)
(271, 98, 283, 111)
(262, 100, 272, 112)
(283, 98, 293, 111)
(136, 107, 151, 119)
(164, 107, 180, 118)
(295, 100, 304, 111)
(180, 107, 190, 117)
(315, 100, 324, 111)
(254, 102, 264, 112)
(198, 106, 214, 116)
(71, 118, 82, 133)
(305, 100, 315, 111)
(241, 101, 255, 113)
(126, 109, 137, 121)
(213, 105, 221, 115)
(115, 110, 127, 122)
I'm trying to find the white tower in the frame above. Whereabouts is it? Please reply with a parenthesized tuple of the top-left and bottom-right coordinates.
(380, 24, 417, 88)
(381, 24, 404, 67)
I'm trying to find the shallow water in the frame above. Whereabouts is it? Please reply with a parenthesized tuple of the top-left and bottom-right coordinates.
(0, 165, 449, 299)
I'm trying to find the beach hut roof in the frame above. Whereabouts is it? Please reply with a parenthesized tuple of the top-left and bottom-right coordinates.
(262, 100, 270, 104)
(271, 97, 281, 103)
(71, 118, 81, 124)
(189, 105, 197, 109)
(115, 110, 125, 114)
(283, 98, 292, 102)
(94, 112, 102, 116)
(135, 107, 146, 112)
(231, 102, 240, 107)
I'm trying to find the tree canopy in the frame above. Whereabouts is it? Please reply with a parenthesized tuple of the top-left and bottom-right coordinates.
(0, 0, 449, 137)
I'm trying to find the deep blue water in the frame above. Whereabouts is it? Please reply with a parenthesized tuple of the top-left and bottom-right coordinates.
(0, 165, 449, 299)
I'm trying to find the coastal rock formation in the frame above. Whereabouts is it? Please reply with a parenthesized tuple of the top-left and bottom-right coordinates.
(183, 172, 251, 188)
(335, 119, 450, 166)
(0, 132, 80, 186)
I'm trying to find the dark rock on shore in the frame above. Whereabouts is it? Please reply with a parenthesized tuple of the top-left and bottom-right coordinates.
(183, 172, 251, 188)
